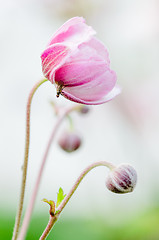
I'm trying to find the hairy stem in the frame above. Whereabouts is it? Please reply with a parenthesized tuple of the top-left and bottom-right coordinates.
(12, 79, 48, 240)
(18, 105, 83, 240)
(39, 215, 58, 240)
(40, 161, 115, 239)
(57, 161, 115, 213)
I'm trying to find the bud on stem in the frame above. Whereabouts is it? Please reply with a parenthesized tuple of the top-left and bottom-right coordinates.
(40, 161, 137, 239)
(106, 164, 137, 194)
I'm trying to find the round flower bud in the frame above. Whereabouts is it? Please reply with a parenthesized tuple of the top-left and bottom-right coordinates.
(79, 106, 90, 114)
(106, 164, 137, 194)
(58, 131, 81, 153)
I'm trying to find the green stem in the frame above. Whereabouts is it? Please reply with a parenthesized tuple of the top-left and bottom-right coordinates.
(40, 161, 115, 239)
(66, 115, 74, 131)
(12, 79, 48, 240)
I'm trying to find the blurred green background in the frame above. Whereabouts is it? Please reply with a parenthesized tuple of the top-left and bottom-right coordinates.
(2, 206, 159, 239)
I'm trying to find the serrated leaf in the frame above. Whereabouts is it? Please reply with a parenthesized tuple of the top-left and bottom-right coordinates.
(56, 187, 66, 208)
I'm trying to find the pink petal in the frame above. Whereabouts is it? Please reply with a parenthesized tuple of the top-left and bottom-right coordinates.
(41, 44, 70, 81)
(62, 38, 110, 67)
(59, 67, 116, 102)
(85, 37, 110, 65)
(54, 60, 111, 87)
(61, 85, 121, 105)
(47, 17, 96, 48)
(54, 39, 112, 87)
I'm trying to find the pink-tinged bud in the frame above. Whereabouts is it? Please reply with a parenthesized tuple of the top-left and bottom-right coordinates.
(58, 131, 81, 153)
(41, 17, 121, 105)
(106, 164, 137, 194)
(79, 106, 90, 114)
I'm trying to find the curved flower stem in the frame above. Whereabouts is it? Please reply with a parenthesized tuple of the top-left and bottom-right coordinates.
(12, 79, 48, 240)
(40, 161, 116, 240)
(18, 104, 83, 240)
(57, 161, 115, 213)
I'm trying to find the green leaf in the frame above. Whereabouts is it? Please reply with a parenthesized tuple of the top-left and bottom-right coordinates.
(56, 187, 66, 208)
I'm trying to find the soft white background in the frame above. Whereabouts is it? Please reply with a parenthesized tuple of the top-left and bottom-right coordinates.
(0, 0, 159, 222)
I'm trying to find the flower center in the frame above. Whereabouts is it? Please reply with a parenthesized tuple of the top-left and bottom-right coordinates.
(56, 84, 64, 98)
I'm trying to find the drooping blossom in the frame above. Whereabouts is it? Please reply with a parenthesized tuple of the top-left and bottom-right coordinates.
(41, 17, 121, 105)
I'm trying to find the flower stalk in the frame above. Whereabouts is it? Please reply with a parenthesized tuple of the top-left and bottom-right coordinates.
(39, 215, 58, 240)
(12, 79, 48, 240)
(56, 161, 115, 214)
(40, 161, 115, 239)
(17, 104, 84, 240)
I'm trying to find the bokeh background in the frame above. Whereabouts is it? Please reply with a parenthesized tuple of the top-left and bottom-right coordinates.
(0, 0, 159, 239)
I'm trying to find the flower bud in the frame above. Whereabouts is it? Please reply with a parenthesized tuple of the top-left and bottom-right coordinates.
(79, 106, 90, 114)
(58, 131, 81, 153)
(106, 164, 137, 194)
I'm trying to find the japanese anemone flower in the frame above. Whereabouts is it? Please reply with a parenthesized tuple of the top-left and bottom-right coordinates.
(41, 17, 121, 105)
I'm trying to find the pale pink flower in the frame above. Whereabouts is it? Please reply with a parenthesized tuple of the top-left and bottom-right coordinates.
(41, 17, 121, 105)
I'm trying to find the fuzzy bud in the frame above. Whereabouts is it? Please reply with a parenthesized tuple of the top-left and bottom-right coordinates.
(58, 131, 81, 153)
(106, 164, 137, 194)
